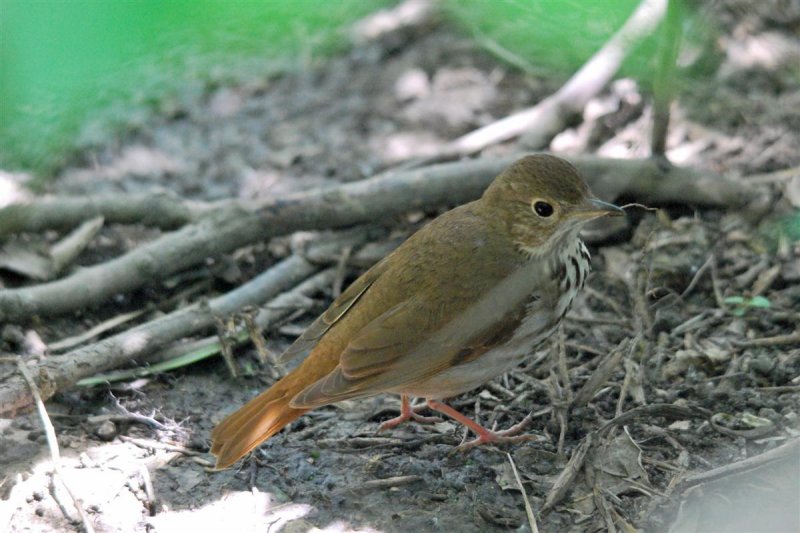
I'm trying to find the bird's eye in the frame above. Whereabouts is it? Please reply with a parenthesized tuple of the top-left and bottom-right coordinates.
(533, 201, 554, 217)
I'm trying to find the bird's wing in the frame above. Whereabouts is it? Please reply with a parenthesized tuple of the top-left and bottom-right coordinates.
(289, 295, 454, 407)
(290, 262, 539, 408)
(289, 203, 534, 408)
(279, 257, 390, 364)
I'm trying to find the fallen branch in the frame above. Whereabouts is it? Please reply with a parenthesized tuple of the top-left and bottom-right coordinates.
(350, 0, 434, 42)
(0, 154, 761, 323)
(0, 216, 105, 281)
(0, 230, 368, 417)
(673, 438, 800, 492)
(76, 266, 339, 387)
(0, 193, 221, 236)
(449, 0, 667, 155)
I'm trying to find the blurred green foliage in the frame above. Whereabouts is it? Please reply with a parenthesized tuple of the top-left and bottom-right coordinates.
(1, 0, 708, 177)
(761, 212, 800, 247)
(0, 0, 389, 175)
(724, 295, 771, 316)
(446, 0, 659, 77)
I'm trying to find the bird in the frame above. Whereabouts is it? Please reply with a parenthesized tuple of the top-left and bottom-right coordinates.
(211, 154, 624, 469)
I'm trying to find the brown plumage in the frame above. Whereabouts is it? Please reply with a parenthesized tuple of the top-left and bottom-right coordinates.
(211, 154, 623, 469)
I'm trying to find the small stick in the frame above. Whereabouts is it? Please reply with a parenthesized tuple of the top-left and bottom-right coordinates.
(214, 316, 239, 378)
(353, 475, 422, 491)
(547, 371, 569, 456)
(507, 452, 540, 533)
(542, 434, 593, 513)
(118, 435, 203, 457)
(49, 216, 105, 276)
(572, 338, 630, 408)
(242, 309, 270, 366)
(680, 254, 713, 299)
(86, 413, 169, 432)
(139, 465, 156, 516)
(738, 331, 800, 347)
(567, 315, 631, 329)
(332, 245, 353, 299)
(616, 358, 634, 417)
(2, 357, 95, 533)
(449, 0, 668, 154)
(709, 255, 727, 310)
(596, 403, 710, 438)
(555, 325, 572, 404)
(48, 310, 144, 352)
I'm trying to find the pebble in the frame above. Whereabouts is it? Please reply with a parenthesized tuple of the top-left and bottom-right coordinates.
(93, 420, 118, 441)
(748, 355, 775, 375)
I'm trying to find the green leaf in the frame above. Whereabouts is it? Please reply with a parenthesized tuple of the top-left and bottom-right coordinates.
(724, 296, 745, 305)
(723, 295, 771, 316)
(748, 296, 771, 308)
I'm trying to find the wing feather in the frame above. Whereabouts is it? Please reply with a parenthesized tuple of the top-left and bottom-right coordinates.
(279, 257, 389, 364)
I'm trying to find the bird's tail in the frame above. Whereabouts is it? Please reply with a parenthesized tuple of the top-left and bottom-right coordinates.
(210, 374, 309, 469)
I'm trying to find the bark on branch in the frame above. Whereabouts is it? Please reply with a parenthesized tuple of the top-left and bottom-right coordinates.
(0, 154, 760, 323)
(0, 231, 368, 417)
(0, 193, 221, 236)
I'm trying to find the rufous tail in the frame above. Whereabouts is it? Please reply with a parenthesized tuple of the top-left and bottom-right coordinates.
(210, 374, 309, 469)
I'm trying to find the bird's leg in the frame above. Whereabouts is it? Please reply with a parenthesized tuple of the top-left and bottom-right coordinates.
(426, 399, 539, 451)
(377, 394, 442, 432)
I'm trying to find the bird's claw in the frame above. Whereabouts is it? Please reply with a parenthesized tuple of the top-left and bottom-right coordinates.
(453, 432, 540, 453)
(377, 411, 442, 432)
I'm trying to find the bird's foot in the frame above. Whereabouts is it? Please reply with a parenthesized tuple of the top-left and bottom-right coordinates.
(454, 428, 539, 452)
(426, 400, 541, 451)
(377, 394, 442, 432)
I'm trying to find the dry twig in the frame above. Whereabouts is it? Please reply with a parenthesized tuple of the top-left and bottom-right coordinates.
(507, 452, 540, 533)
(352, 475, 422, 491)
(0, 193, 218, 236)
(572, 338, 631, 408)
(1, 357, 95, 533)
(542, 434, 593, 513)
(448, 0, 667, 155)
(737, 331, 800, 347)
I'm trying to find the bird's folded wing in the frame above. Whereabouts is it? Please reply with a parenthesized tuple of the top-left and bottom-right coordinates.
(279, 257, 390, 364)
(289, 296, 466, 408)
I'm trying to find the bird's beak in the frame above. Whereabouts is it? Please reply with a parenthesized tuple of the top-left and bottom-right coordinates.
(573, 197, 625, 219)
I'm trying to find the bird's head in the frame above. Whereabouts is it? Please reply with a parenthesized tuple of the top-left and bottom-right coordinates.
(482, 154, 624, 256)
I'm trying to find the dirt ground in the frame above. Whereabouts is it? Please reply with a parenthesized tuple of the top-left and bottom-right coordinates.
(2, 3, 800, 532)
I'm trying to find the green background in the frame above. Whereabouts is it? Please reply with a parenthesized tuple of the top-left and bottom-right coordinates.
(1, 0, 670, 175)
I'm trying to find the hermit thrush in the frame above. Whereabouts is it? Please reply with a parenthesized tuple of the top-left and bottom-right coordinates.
(211, 154, 623, 468)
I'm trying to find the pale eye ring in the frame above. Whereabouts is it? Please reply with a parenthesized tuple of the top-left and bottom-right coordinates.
(533, 201, 554, 217)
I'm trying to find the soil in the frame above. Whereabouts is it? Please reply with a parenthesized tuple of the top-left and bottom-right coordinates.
(2, 3, 799, 532)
